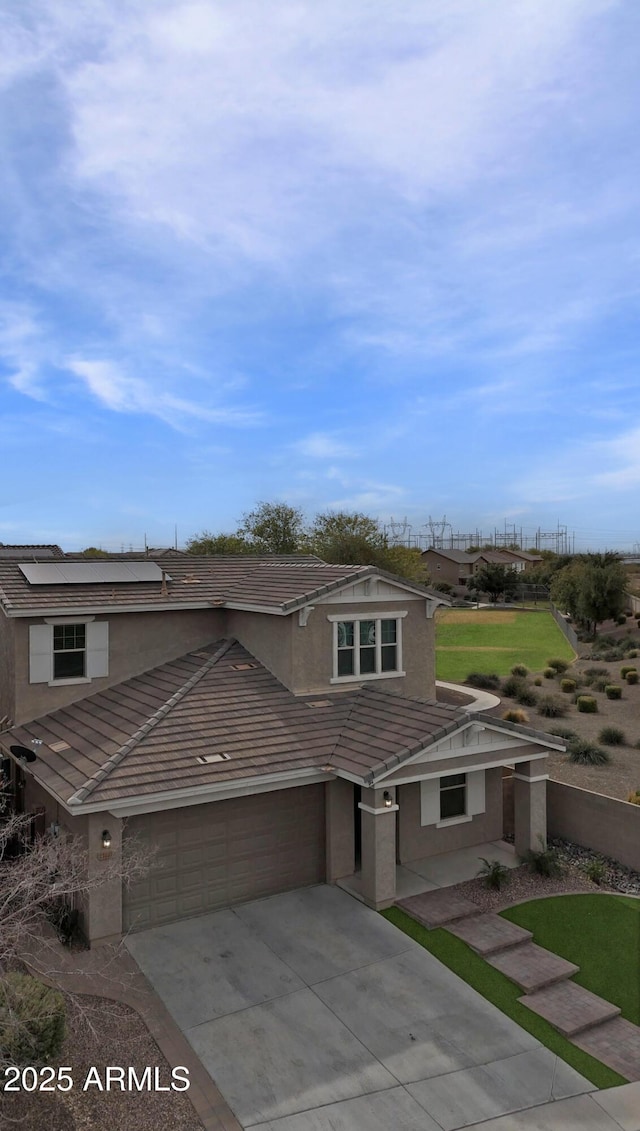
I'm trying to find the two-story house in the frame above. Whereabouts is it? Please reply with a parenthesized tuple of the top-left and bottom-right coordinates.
(0, 554, 559, 944)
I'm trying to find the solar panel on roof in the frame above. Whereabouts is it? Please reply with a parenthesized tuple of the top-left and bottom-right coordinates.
(18, 562, 170, 585)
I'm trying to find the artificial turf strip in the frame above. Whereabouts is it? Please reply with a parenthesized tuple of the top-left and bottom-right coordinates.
(435, 609, 575, 681)
(501, 894, 640, 1025)
(381, 906, 627, 1089)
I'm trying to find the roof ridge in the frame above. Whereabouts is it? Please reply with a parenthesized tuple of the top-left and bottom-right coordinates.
(68, 639, 237, 805)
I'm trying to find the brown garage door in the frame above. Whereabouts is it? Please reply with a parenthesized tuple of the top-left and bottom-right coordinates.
(123, 784, 326, 931)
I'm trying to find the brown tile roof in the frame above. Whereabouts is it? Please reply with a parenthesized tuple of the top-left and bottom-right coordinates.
(0, 544, 64, 559)
(0, 554, 444, 616)
(0, 642, 557, 810)
(422, 548, 481, 563)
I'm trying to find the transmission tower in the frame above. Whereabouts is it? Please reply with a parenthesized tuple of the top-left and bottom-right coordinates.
(387, 516, 411, 545)
(425, 515, 450, 548)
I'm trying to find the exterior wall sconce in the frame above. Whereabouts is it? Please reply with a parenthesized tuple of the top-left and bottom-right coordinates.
(383, 791, 393, 808)
(101, 829, 112, 849)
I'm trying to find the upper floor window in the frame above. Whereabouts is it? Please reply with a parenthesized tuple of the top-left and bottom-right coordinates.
(330, 613, 405, 682)
(53, 624, 86, 679)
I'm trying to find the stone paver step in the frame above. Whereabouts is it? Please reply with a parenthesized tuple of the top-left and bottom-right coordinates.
(397, 889, 480, 929)
(575, 1017, 640, 1082)
(446, 912, 533, 956)
(519, 980, 621, 1037)
(488, 941, 580, 992)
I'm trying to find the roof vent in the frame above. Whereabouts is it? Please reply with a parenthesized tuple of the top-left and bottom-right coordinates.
(196, 753, 230, 764)
(231, 662, 258, 670)
(307, 699, 332, 708)
(49, 740, 71, 752)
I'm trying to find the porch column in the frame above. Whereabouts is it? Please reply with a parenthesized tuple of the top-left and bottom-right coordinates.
(85, 813, 123, 946)
(325, 778, 355, 881)
(513, 758, 548, 857)
(359, 786, 397, 909)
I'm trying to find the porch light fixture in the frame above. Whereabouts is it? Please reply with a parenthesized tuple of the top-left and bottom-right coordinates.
(383, 791, 393, 808)
(101, 829, 112, 849)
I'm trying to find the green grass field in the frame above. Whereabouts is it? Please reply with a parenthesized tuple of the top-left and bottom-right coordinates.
(436, 608, 575, 682)
(502, 894, 640, 1025)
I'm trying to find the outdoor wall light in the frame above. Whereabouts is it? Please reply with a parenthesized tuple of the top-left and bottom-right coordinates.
(383, 791, 393, 808)
(101, 829, 112, 849)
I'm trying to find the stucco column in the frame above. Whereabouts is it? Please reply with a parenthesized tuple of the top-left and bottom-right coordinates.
(513, 758, 548, 858)
(85, 813, 123, 945)
(325, 778, 355, 881)
(359, 786, 397, 909)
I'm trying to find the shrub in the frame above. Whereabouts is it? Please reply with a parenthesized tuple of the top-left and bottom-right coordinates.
(584, 858, 607, 885)
(627, 671, 639, 685)
(627, 789, 640, 805)
(616, 614, 627, 625)
(543, 667, 556, 679)
(501, 675, 526, 698)
(510, 664, 529, 678)
(591, 677, 610, 693)
(465, 672, 501, 690)
(577, 695, 598, 713)
(537, 694, 567, 718)
(525, 839, 563, 877)
(605, 684, 622, 699)
(533, 677, 542, 686)
(546, 725, 579, 742)
(0, 974, 66, 1067)
(502, 708, 529, 724)
(568, 738, 610, 765)
(560, 678, 576, 693)
(598, 726, 627, 746)
(477, 858, 510, 890)
(627, 648, 639, 658)
(583, 666, 610, 680)
(547, 658, 569, 673)
(620, 665, 637, 678)
(515, 685, 538, 707)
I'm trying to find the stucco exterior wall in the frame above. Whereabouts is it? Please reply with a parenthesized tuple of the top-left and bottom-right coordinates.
(225, 608, 293, 688)
(421, 552, 462, 586)
(13, 607, 225, 724)
(397, 767, 503, 862)
(548, 780, 640, 872)
(0, 612, 16, 725)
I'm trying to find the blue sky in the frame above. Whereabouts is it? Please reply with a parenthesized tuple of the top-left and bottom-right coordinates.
(2, 0, 640, 552)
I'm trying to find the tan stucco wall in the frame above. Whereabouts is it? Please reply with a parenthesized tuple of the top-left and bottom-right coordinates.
(0, 613, 16, 725)
(14, 608, 225, 724)
(548, 780, 640, 872)
(422, 552, 461, 586)
(398, 767, 503, 862)
(225, 608, 293, 689)
(325, 778, 355, 881)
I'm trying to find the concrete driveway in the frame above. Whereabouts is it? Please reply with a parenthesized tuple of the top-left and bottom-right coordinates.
(125, 885, 629, 1130)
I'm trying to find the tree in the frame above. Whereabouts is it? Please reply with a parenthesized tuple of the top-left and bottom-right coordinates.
(238, 502, 305, 554)
(185, 531, 256, 555)
(80, 547, 109, 558)
(304, 511, 388, 565)
(550, 554, 627, 634)
(467, 564, 520, 604)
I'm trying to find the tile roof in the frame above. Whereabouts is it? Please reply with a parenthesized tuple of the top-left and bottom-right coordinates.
(422, 548, 481, 563)
(0, 544, 64, 559)
(0, 554, 444, 616)
(0, 641, 558, 810)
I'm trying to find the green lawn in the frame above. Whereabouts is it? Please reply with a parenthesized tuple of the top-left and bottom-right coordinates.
(382, 906, 627, 1088)
(501, 894, 640, 1025)
(436, 608, 575, 682)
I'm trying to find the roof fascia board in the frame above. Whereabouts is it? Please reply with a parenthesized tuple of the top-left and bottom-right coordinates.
(4, 600, 217, 618)
(93, 769, 334, 817)
(370, 751, 549, 786)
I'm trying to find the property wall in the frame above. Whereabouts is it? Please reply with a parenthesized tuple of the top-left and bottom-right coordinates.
(626, 592, 640, 615)
(13, 607, 225, 724)
(547, 780, 640, 872)
(0, 612, 16, 726)
(549, 604, 579, 651)
(398, 767, 503, 862)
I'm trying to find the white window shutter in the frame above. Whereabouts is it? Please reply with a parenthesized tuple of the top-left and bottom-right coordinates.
(86, 621, 109, 678)
(467, 770, 486, 816)
(29, 625, 53, 683)
(420, 779, 440, 826)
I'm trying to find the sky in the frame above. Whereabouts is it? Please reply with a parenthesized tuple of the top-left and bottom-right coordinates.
(2, 0, 640, 553)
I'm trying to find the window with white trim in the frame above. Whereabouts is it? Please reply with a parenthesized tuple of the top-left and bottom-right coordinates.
(29, 619, 109, 684)
(439, 773, 466, 820)
(333, 616, 401, 679)
(53, 623, 86, 679)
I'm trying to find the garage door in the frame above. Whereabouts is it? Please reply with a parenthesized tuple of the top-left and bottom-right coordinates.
(123, 784, 326, 931)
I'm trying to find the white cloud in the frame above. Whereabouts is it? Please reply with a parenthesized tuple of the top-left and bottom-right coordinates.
(292, 431, 356, 459)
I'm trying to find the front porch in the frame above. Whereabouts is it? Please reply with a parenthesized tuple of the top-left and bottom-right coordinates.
(337, 838, 520, 903)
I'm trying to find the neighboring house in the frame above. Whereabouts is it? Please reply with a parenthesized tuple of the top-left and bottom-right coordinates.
(0, 554, 559, 944)
(422, 547, 543, 585)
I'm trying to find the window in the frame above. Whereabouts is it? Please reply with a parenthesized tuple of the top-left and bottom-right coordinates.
(439, 773, 466, 820)
(333, 616, 401, 680)
(53, 624, 86, 679)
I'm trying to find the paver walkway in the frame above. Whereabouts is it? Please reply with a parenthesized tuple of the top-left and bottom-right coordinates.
(397, 887, 640, 1082)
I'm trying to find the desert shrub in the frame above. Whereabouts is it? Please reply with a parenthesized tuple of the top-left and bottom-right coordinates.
(568, 738, 610, 765)
(546, 725, 580, 742)
(583, 666, 610, 680)
(533, 677, 542, 686)
(605, 684, 622, 700)
(510, 664, 529, 677)
(525, 839, 563, 877)
(617, 614, 627, 625)
(547, 657, 569, 673)
(537, 694, 567, 718)
(0, 974, 66, 1067)
(515, 685, 538, 707)
(560, 678, 576, 693)
(577, 695, 598, 713)
(465, 672, 501, 690)
(543, 667, 556, 679)
(598, 726, 627, 746)
(627, 789, 640, 805)
(598, 649, 625, 662)
(477, 858, 510, 890)
(620, 665, 637, 678)
(627, 648, 639, 657)
(591, 677, 610, 693)
(502, 708, 529, 724)
(501, 675, 526, 698)
(584, 858, 607, 885)
(627, 671, 639, 685)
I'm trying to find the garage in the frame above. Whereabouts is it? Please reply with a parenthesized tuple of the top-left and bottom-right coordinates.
(123, 783, 326, 931)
